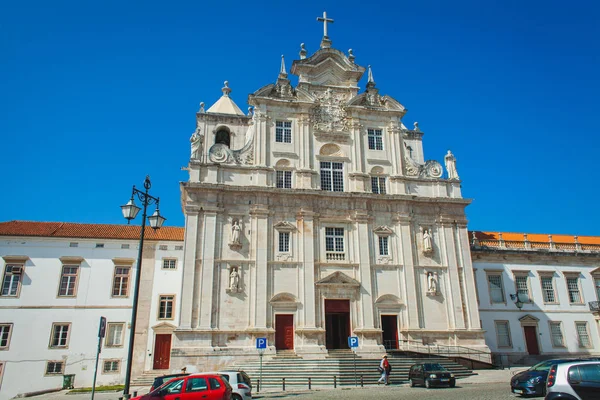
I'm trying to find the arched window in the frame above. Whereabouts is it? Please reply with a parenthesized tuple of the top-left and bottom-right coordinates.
(215, 129, 230, 148)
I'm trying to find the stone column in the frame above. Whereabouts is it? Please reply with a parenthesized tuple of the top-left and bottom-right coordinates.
(179, 208, 200, 329)
(354, 211, 374, 329)
(395, 214, 420, 329)
(197, 209, 219, 329)
(250, 205, 270, 328)
(440, 220, 466, 330)
(455, 221, 481, 330)
(388, 121, 402, 176)
(298, 209, 316, 328)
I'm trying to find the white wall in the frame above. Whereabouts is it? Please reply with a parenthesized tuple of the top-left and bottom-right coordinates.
(0, 236, 183, 400)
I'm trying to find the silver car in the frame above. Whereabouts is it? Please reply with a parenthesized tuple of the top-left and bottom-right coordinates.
(545, 361, 600, 400)
(205, 370, 252, 400)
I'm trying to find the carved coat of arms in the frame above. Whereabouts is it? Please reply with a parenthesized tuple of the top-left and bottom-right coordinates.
(310, 89, 349, 132)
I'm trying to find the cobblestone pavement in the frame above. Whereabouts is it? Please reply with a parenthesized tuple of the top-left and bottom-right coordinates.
(255, 382, 517, 399)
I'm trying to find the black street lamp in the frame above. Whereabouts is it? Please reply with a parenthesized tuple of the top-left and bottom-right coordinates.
(120, 176, 166, 399)
(510, 293, 527, 310)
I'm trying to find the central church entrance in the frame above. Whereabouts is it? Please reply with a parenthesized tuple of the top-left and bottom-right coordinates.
(325, 299, 350, 349)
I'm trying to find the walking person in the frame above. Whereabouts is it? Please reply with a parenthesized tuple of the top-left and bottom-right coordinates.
(377, 354, 391, 385)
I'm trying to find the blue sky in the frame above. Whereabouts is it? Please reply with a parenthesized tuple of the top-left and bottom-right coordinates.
(1, 0, 599, 235)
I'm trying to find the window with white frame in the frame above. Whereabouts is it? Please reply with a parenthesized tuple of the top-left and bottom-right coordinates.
(487, 274, 505, 303)
(325, 227, 344, 260)
(275, 120, 292, 143)
(1, 264, 23, 297)
(371, 176, 386, 194)
(550, 322, 564, 347)
(45, 361, 64, 375)
(495, 321, 512, 347)
(105, 323, 124, 347)
(367, 129, 383, 150)
(112, 267, 130, 297)
(514, 275, 530, 302)
(159, 295, 175, 320)
(103, 360, 120, 373)
(278, 232, 290, 253)
(595, 277, 600, 300)
(378, 236, 389, 256)
(58, 265, 79, 297)
(50, 323, 70, 348)
(576, 321, 591, 347)
(162, 259, 177, 270)
(566, 276, 582, 303)
(320, 162, 344, 192)
(0, 324, 12, 350)
(276, 170, 292, 189)
(540, 275, 557, 303)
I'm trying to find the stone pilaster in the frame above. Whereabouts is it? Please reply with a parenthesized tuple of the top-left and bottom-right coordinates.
(250, 204, 269, 328)
(354, 211, 374, 329)
(395, 214, 420, 329)
(179, 209, 200, 329)
(297, 209, 316, 328)
(440, 220, 466, 330)
(197, 209, 219, 329)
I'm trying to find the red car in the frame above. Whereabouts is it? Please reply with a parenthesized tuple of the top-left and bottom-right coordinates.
(133, 373, 232, 400)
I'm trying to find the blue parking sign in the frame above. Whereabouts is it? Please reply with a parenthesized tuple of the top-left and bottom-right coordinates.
(256, 337, 267, 349)
(348, 336, 359, 348)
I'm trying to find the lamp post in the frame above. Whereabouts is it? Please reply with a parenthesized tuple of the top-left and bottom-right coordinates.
(510, 293, 526, 310)
(120, 176, 166, 399)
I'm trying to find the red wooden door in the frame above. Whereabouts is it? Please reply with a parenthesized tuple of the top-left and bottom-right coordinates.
(275, 315, 294, 350)
(153, 334, 172, 369)
(524, 326, 540, 355)
(381, 315, 398, 349)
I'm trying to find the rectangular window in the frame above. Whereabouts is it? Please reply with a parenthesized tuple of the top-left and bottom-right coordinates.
(320, 162, 344, 192)
(50, 323, 70, 348)
(69, 242, 78, 248)
(576, 322, 591, 348)
(495, 321, 512, 347)
(58, 265, 79, 297)
(45, 361, 64, 375)
(515, 275, 530, 302)
(95, 243, 104, 248)
(550, 322, 564, 347)
(276, 170, 292, 189)
(275, 120, 292, 143)
(105, 323, 124, 347)
(0, 324, 12, 349)
(159, 295, 175, 320)
(541, 276, 556, 303)
(367, 129, 383, 150)
(371, 176, 386, 194)
(112, 267, 130, 297)
(325, 228, 344, 252)
(487, 274, 505, 303)
(595, 277, 600, 301)
(159, 245, 168, 251)
(175, 245, 183, 250)
(378, 236, 389, 256)
(278, 232, 290, 253)
(102, 360, 120, 373)
(121, 244, 130, 249)
(162, 259, 177, 270)
(1, 264, 23, 297)
(567, 276, 582, 303)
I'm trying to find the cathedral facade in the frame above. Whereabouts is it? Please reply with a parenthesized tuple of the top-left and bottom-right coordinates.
(174, 22, 488, 368)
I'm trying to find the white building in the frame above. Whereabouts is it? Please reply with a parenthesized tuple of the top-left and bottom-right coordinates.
(0, 221, 184, 400)
(471, 231, 600, 364)
(175, 16, 488, 369)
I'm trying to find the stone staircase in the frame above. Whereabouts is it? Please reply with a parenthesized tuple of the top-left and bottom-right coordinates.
(131, 370, 169, 387)
(233, 351, 475, 390)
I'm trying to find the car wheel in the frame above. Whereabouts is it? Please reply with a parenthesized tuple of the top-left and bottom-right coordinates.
(425, 379, 431, 389)
(409, 378, 415, 387)
(232, 394, 242, 400)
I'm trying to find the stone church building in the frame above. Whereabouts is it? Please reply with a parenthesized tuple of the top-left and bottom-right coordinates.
(175, 18, 488, 368)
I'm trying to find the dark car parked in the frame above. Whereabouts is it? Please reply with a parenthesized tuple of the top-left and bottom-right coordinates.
(408, 363, 456, 388)
(510, 358, 600, 397)
(151, 373, 190, 391)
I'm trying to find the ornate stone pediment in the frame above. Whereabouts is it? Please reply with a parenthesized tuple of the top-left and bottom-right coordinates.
(273, 221, 296, 232)
(373, 226, 394, 236)
(519, 315, 540, 326)
(291, 48, 365, 87)
(316, 271, 360, 287)
(375, 294, 403, 307)
(347, 93, 406, 113)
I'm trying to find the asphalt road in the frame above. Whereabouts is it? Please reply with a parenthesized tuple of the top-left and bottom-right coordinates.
(257, 382, 517, 399)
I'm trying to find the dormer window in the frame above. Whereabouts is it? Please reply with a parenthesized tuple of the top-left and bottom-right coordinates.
(215, 129, 231, 148)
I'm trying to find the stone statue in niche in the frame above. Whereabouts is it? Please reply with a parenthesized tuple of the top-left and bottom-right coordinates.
(422, 228, 433, 255)
(427, 271, 438, 294)
(228, 267, 240, 293)
(231, 220, 241, 242)
(190, 128, 204, 160)
(445, 150, 459, 180)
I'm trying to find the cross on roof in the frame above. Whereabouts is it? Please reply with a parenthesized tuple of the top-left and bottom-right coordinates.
(317, 11, 334, 38)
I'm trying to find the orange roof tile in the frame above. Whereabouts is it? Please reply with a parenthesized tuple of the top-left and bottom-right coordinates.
(470, 231, 600, 245)
(0, 221, 184, 242)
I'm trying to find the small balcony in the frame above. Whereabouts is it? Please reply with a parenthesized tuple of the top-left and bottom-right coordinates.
(589, 301, 600, 312)
(326, 252, 345, 261)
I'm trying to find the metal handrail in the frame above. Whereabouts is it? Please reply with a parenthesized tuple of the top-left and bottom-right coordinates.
(385, 339, 492, 364)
